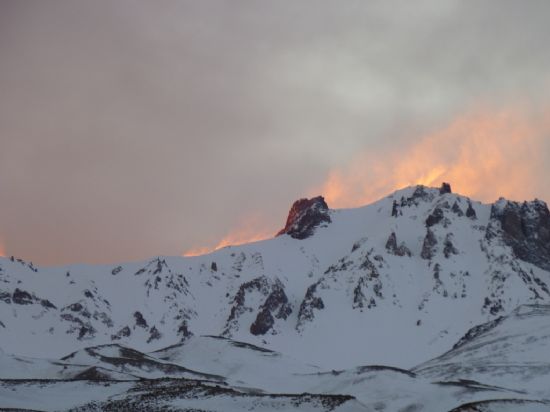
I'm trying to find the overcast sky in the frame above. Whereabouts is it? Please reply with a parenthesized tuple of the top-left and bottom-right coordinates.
(1, 0, 550, 265)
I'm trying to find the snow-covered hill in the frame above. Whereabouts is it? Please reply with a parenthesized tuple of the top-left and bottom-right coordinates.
(414, 304, 550, 398)
(1, 183, 550, 411)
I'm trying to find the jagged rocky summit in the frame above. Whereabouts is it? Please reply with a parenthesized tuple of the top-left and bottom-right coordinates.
(276, 195, 331, 239)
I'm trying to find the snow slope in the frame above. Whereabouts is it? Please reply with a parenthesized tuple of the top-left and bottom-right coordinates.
(414, 304, 550, 399)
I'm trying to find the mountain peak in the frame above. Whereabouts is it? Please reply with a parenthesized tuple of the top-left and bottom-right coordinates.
(276, 196, 331, 240)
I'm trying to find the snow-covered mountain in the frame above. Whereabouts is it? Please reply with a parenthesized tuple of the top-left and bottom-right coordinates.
(1, 183, 550, 411)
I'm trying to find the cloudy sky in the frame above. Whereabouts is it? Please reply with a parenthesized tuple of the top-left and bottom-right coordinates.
(1, 0, 549, 265)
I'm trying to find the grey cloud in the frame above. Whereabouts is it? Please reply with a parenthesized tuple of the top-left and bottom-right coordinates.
(0, 0, 549, 264)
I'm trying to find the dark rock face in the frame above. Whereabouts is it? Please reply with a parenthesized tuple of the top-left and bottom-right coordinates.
(153, 258, 167, 275)
(40, 299, 57, 309)
(134, 311, 149, 328)
(134, 258, 169, 276)
(421, 229, 438, 260)
(119, 326, 131, 337)
(67, 302, 84, 312)
(224, 276, 291, 336)
(353, 277, 378, 310)
(392, 186, 437, 217)
(297, 281, 325, 330)
(60, 312, 97, 340)
(411, 186, 431, 201)
(443, 234, 459, 258)
(78, 325, 96, 340)
(12, 290, 59, 309)
(439, 182, 452, 195)
(385, 232, 412, 257)
(0, 291, 11, 304)
(391, 200, 399, 217)
(426, 208, 445, 227)
(385, 232, 398, 251)
(147, 326, 162, 343)
(451, 202, 464, 217)
(466, 201, 477, 220)
(323, 253, 383, 312)
(250, 280, 292, 336)
(250, 309, 274, 336)
(487, 199, 550, 271)
(264, 283, 292, 320)
(177, 320, 192, 340)
(12, 288, 33, 305)
(111, 326, 131, 341)
(225, 277, 270, 335)
(277, 196, 331, 240)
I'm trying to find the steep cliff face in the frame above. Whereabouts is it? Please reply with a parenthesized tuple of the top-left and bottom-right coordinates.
(487, 198, 550, 271)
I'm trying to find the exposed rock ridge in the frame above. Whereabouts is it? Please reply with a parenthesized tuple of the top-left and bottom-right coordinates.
(487, 198, 550, 271)
(385, 232, 412, 257)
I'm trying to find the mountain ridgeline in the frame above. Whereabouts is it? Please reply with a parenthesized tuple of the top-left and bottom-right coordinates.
(1, 183, 550, 363)
(1, 183, 550, 411)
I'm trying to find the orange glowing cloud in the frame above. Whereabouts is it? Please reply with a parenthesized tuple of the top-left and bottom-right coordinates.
(183, 214, 275, 257)
(0, 238, 6, 258)
(318, 107, 550, 208)
(185, 107, 549, 257)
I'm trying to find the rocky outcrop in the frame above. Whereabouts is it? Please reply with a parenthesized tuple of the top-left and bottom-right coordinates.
(385, 232, 412, 257)
(353, 276, 381, 310)
(224, 277, 270, 336)
(443, 233, 459, 258)
(487, 199, 550, 271)
(421, 229, 438, 260)
(147, 326, 162, 343)
(439, 182, 452, 195)
(250, 310, 275, 336)
(297, 281, 325, 331)
(250, 279, 292, 336)
(177, 320, 193, 340)
(12, 288, 33, 305)
(277, 196, 331, 239)
(134, 258, 169, 276)
(466, 201, 477, 220)
(391, 200, 399, 217)
(0, 290, 11, 304)
(11, 288, 57, 309)
(60, 313, 97, 340)
(391, 185, 440, 217)
(426, 207, 445, 227)
(451, 201, 464, 217)
(224, 276, 291, 337)
(134, 311, 149, 328)
(111, 326, 131, 341)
